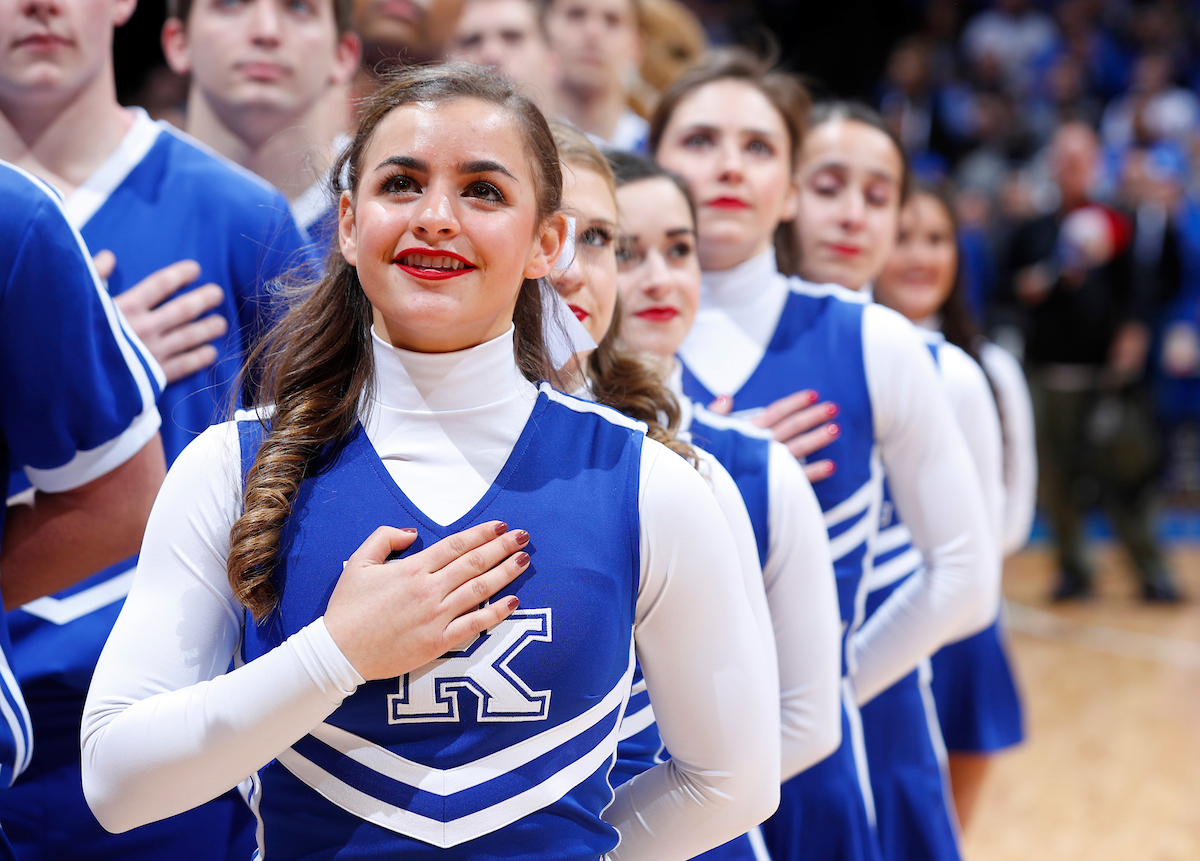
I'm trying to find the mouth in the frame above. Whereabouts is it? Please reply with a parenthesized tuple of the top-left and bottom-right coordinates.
(635, 306, 679, 322)
(237, 61, 289, 82)
(394, 249, 476, 281)
(568, 304, 589, 322)
(15, 33, 71, 51)
(825, 242, 863, 257)
(706, 197, 750, 210)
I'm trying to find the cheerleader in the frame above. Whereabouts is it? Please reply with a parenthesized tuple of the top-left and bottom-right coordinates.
(785, 101, 998, 861)
(80, 65, 780, 861)
(650, 50, 998, 861)
(605, 150, 844, 861)
(874, 181, 1032, 831)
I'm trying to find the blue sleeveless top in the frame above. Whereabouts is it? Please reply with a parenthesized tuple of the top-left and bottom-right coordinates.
(237, 386, 644, 860)
(682, 287, 879, 676)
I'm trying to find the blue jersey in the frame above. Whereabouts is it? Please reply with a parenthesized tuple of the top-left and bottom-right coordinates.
(682, 284, 884, 861)
(9, 109, 313, 697)
(0, 160, 161, 787)
(682, 287, 878, 673)
(1, 112, 311, 861)
(238, 384, 643, 860)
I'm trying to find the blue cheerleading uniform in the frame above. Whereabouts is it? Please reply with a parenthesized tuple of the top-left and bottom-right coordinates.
(79, 327, 781, 859)
(1, 110, 313, 861)
(0, 160, 162, 858)
(679, 251, 996, 861)
(237, 391, 643, 859)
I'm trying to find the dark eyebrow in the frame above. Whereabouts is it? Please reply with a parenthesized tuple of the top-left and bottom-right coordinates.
(665, 227, 694, 238)
(458, 160, 517, 181)
(376, 155, 427, 172)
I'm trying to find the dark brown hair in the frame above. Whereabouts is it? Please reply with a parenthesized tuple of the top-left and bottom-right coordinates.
(606, 149, 696, 226)
(228, 64, 565, 621)
(549, 123, 696, 465)
(649, 47, 811, 274)
(168, 0, 355, 34)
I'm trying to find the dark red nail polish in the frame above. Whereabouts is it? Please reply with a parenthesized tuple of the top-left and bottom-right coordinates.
(506, 596, 520, 611)
(401, 527, 418, 534)
(516, 552, 530, 566)
(493, 522, 508, 535)
(515, 530, 530, 546)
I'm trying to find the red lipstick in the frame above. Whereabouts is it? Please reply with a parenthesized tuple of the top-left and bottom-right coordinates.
(568, 304, 588, 322)
(393, 248, 476, 281)
(706, 197, 750, 210)
(635, 306, 679, 322)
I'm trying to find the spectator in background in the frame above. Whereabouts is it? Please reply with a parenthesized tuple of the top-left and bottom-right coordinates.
(447, 0, 554, 107)
(1101, 51, 1200, 152)
(630, 0, 707, 117)
(354, 0, 463, 68)
(878, 37, 962, 173)
(962, 0, 1059, 99)
(544, 0, 648, 152)
(1000, 121, 1181, 603)
(162, 0, 362, 248)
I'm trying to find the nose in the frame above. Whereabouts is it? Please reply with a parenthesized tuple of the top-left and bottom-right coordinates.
(716, 140, 745, 184)
(838, 188, 866, 231)
(21, 0, 60, 21)
(412, 187, 461, 240)
(638, 249, 673, 297)
(249, 0, 282, 43)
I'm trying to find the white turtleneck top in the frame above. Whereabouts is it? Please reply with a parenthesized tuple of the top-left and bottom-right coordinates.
(80, 327, 780, 860)
(680, 251, 999, 705)
(667, 363, 842, 781)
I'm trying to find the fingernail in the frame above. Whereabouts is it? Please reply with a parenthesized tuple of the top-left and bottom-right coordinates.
(515, 530, 530, 546)
(516, 552, 530, 567)
(826, 462, 836, 474)
(806, 390, 818, 403)
(493, 522, 508, 535)
(827, 404, 839, 416)
(506, 596, 520, 611)
(401, 527, 418, 534)
(828, 423, 840, 435)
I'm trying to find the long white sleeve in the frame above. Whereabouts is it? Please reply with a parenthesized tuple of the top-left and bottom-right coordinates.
(936, 342, 1005, 639)
(608, 443, 780, 859)
(763, 442, 842, 780)
(81, 418, 779, 856)
(692, 449, 781, 717)
(81, 422, 365, 832)
(980, 342, 1038, 556)
(852, 304, 998, 705)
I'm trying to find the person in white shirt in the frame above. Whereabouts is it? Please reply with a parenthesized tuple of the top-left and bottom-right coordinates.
(650, 50, 996, 861)
(81, 63, 780, 861)
(875, 180, 1033, 833)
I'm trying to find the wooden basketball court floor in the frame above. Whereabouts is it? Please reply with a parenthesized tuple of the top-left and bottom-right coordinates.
(961, 544, 1200, 861)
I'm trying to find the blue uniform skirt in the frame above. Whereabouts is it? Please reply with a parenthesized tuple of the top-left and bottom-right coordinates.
(859, 661, 960, 861)
(929, 617, 1025, 753)
(760, 683, 881, 861)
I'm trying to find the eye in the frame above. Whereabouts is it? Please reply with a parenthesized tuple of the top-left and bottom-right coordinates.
(746, 138, 774, 156)
(381, 172, 419, 195)
(668, 240, 694, 260)
(580, 225, 613, 247)
(683, 131, 713, 149)
(865, 181, 896, 207)
(811, 171, 842, 196)
(286, 0, 312, 14)
(464, 181, 503, 202)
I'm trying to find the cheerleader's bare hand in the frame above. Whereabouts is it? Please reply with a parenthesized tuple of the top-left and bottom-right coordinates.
(709, 390, 840, 481)
(324, 521, 531, 681)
